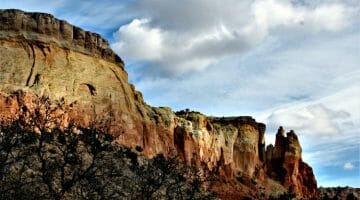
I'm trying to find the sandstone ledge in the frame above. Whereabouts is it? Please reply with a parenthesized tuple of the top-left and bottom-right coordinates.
(0, 9, 123, 68)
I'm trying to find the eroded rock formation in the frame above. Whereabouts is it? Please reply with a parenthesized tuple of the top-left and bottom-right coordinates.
(174, 112, 266, 179)
(266, 127, 317, 197)
(0, 9, 317, 199)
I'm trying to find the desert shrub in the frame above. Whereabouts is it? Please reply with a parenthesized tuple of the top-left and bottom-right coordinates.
(0, 122, 215, 200)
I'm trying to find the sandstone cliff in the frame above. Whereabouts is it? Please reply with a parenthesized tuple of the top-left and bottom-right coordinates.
(0, 9, 317, 199)
(266, 127, 317, 196)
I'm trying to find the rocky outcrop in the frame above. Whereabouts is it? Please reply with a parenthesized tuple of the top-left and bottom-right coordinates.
(266, 127, 317, 197)
(0, 9, 317, 199)
(174, 112, 266, 179)
(0, 9, 177, 160)
(0, 9, 122, 66)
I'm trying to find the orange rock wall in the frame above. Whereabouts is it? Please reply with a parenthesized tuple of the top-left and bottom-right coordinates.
(266, 127, 317, 197)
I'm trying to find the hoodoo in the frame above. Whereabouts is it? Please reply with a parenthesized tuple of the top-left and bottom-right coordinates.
(0, 9, 317, 199)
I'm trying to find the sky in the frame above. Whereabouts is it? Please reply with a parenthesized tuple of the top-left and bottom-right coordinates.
(1, 0, 359, 187)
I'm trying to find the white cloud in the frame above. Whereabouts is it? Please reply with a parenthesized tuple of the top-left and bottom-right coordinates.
(262, 81, 360, 137)
(344, 162, 355, 170)
(113, 19, 163, 61)
(112, 0, 356, 76)
(266, 104, 352, 136)
(131, 29, 360, 117)
(251, 1, 349, 32)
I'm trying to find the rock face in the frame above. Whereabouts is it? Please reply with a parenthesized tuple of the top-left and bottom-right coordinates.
(0, 9, 122, 65)
(0, 9, 317, 199)
(0, 9, 176, 159)
(175, 112, 266, 179)
(266, 127, 317, 197)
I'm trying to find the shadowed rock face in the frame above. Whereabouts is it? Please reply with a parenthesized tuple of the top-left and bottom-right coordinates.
(0, 9, 317, 199)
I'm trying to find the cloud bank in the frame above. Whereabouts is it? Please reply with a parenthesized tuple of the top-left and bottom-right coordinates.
(112, 0, 356, 76)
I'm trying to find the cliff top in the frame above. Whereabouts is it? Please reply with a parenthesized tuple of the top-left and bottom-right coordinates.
(0, 9, 123, 67)
(176, 110, 266, 131)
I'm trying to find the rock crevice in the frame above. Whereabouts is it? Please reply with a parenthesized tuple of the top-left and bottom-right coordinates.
(25, 42, 36, 86)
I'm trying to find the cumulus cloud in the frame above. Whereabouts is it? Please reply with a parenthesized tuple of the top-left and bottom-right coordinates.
(266, 104, 352, 136)
(113, 19, 163, 61)
(112, 0, 355, 76)
(343, 162, 355, 170)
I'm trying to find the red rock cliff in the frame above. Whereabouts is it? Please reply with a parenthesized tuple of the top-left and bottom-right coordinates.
(266, 127, 317, 197)
(0, 9, 317, 199)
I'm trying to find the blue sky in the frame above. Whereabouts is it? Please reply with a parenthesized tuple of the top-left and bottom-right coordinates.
(1, 0, 359, 187)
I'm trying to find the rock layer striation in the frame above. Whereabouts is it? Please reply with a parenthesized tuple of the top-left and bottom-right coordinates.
(0, 9, 317, 199)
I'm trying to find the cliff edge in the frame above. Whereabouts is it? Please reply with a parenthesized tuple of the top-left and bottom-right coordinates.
(0, 9, 317, 199)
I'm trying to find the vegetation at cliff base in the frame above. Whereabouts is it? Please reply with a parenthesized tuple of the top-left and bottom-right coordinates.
(0, 122, 215, 200)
